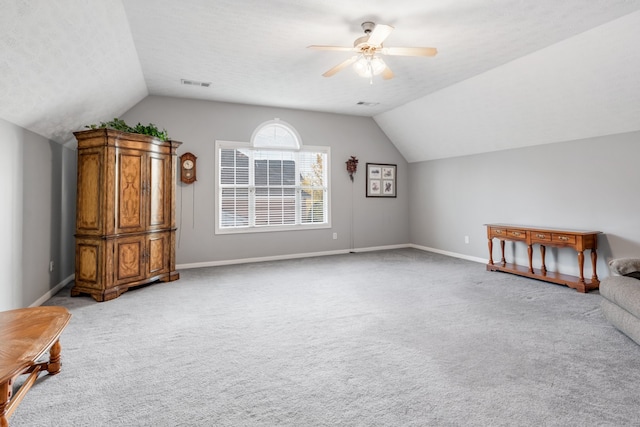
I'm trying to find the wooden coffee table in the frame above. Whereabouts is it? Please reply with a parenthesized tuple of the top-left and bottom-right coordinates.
(0, 306, 71, 427)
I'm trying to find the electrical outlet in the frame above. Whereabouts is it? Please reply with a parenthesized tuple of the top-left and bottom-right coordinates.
(464, 236, 470, 244)
(49, 261, 54, 272)
(333, 233, 338, 240)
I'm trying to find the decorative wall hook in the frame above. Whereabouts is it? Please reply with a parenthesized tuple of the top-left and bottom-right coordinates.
(346, 156, 359, 182)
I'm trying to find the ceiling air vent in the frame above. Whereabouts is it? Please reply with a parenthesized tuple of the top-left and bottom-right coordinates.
(356, 101, 379, 107)
(181, 79, 212, 88)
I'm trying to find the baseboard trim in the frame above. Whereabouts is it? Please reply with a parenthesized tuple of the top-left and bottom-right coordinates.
(409, 244, 488, 264)
(176, 244, 413, 270)
(31, 274, 75, 307)
(351, 244, 411, 253)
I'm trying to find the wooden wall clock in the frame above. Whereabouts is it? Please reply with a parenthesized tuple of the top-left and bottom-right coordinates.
(180, 152, 197, 184)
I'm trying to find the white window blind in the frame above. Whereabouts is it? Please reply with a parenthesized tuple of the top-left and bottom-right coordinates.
(216, 142, 330, 234)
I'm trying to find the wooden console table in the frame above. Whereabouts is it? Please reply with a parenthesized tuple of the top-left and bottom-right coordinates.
(0, 306, 71, 427)
(485, 224, 601, 293)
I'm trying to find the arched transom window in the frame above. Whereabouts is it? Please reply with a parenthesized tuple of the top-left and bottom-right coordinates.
(251, 119, 301, 150)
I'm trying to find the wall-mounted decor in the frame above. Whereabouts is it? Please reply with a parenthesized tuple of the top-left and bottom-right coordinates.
(180, 152, 197, 184)
(346, 156, 359, 181)
(366, 163, 396, 197)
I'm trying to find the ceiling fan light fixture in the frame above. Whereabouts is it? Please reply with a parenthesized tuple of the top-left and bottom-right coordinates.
(352, 54, 386, 78)
(309, 21, 436, 81)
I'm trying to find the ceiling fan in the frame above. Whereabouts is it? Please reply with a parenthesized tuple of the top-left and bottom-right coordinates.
(308, 21, 437, 82)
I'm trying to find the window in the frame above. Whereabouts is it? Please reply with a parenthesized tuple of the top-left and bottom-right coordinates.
(215, 120, 330, 234)
(252, 120, 301, 149)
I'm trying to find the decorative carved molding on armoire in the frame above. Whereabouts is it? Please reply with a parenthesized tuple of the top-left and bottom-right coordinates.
(72, 129, 182, 302)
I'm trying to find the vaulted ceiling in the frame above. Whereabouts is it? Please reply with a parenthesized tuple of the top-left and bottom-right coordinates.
(1, 1, 639, 161)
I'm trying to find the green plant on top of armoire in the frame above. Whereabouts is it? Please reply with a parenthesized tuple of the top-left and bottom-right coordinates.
(85, 118, 170, 141)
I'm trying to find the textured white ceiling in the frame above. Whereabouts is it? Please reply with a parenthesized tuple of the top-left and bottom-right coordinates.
(0, 0, 147, 144)
(1, 0, 640, 157)
(122, 0, 640, 117)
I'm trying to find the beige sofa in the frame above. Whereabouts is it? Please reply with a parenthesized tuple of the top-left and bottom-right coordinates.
(600, 258, 640, 345)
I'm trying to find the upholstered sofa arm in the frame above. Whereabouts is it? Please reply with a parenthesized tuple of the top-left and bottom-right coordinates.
(608, 258, 640, 279)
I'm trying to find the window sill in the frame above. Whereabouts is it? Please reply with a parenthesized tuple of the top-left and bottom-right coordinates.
(215, 222, 331, 235)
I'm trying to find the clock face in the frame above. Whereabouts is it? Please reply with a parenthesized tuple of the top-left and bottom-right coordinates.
(183, 159, 194, 170)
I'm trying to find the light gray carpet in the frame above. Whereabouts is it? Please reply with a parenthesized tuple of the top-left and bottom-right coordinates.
(10, 249, 640, 426)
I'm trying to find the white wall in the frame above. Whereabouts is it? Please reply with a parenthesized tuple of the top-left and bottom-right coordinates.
(122, 96, 410, 266)
(409, 130, 640, 279)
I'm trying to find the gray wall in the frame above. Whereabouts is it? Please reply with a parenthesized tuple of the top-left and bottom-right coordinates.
(0, 118, 23, 310)
(0, 118, 76, 310)
(9, 93, 633, 307)
(409, 130, 640, 279)
(121, 96, 410, 265)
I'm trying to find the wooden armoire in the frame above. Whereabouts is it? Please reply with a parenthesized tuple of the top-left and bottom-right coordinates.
(72, 129, 182, 301)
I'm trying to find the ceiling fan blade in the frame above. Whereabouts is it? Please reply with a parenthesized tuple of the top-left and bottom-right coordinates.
(322, 56, 358, 77)
(367, 24, 394, 47)
(381, 47, 438, 57)
(308, 45, 356, 52)
(382, 66, 394, 80)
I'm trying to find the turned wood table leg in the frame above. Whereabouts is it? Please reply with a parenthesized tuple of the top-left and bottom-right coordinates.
(488, 238, 494, 265)
(0, 380, 9, 427)
(591, 249, 599, 281)
(540, 245, 547, 274)
(500, 240, 506, 266)
(577, 250, 585, 284)
(47, 339, 62, 375)
(527, 244, 534, 273)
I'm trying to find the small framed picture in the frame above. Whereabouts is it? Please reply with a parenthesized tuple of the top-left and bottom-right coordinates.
(366, 163, 396, 197)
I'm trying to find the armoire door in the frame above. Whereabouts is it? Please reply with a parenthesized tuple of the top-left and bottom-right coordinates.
(114, 235, 146, 285)
(147, 152, 172, 230)
(146, 232, 170, 277)
(115, 148, 146, 234)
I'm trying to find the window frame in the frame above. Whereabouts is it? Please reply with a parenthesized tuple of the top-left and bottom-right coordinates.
(214, 140, 331, 235)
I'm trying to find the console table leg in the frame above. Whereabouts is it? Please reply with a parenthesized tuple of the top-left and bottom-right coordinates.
(577, 251, 585, 284)
(591, 249, 599, 281)
(488, 238, 494, 265)
(527, 244, 534, 273)
(0, 380, 9, 427)
(47, 340, 62, 375)
(500, 240, 506, 266)
(540, 245, 547, 274)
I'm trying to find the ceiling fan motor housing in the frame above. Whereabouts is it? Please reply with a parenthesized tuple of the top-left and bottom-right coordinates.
(354, 22, 378, 50)
(361, 21, 376, 34)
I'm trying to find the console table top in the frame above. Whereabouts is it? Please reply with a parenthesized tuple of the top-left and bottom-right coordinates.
(484, 223, 602, 235)
(0, 306, 71, 384)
